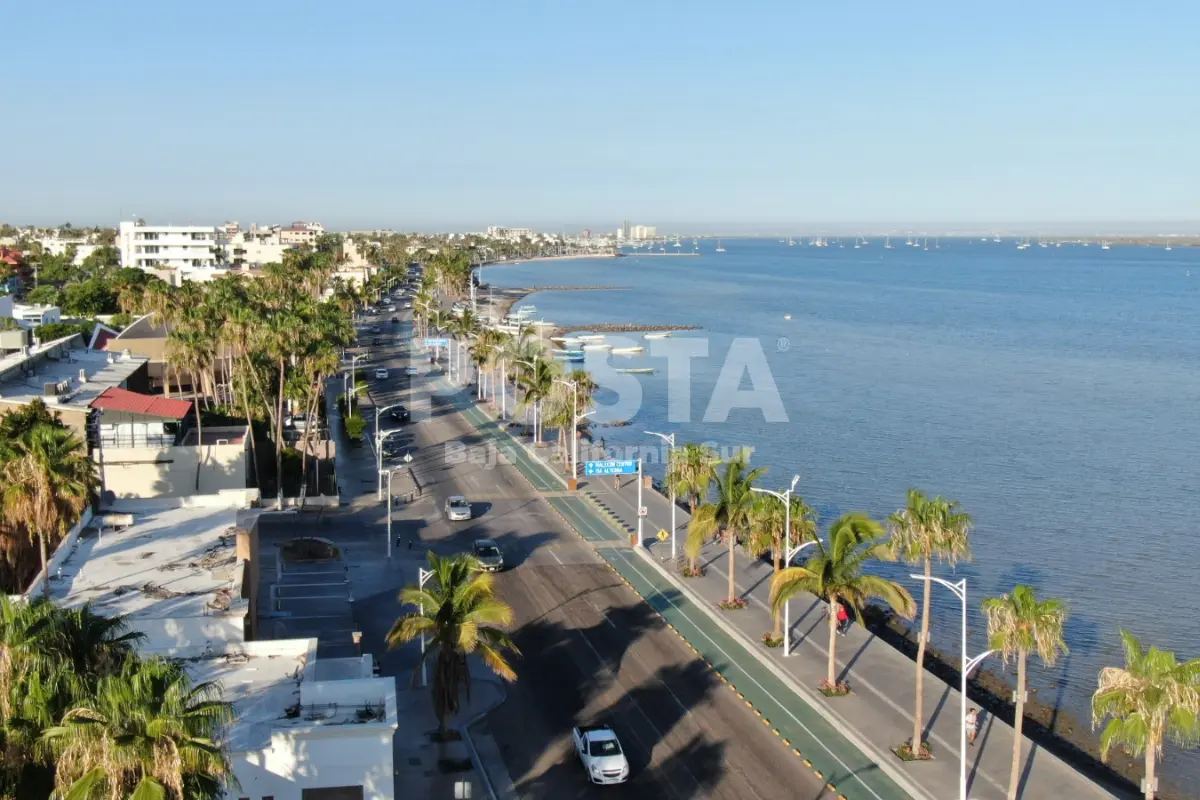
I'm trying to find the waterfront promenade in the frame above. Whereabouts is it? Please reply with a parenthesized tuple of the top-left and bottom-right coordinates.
(444, 377, 1128, 800)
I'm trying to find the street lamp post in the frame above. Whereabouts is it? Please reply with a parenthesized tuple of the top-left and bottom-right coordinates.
(418, 567, 433, 688)
(380, 468, 395, 560)
(375, 403, 403, 499)
(644, 431, 677, 561)
(909, 574, 996, 800)
(347, 353, 366, 414)
(752, 475, 816, 656)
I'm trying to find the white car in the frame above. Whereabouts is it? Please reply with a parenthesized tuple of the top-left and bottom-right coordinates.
(444, 496, 471, 521)
(573, 725, 629, 784)
(374, 368, 389, 379)
(405, 366, 419, 376)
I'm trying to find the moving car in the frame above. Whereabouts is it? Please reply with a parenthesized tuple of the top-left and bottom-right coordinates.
(405, 366, 419, 376)
(371, 337, 382, 346)
(472, 539, 504, 572)
(572, 725, 629, 784)
(387, 305, 397, 312)
(375, 368, 389, 379)
(444, 496, 471, 521)
(391, 316, 400, 324)
(389, 405, 410, 422)
(403, 302, 413, 309)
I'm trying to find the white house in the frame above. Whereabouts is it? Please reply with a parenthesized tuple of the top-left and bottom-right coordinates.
(11, 302, 61, 325)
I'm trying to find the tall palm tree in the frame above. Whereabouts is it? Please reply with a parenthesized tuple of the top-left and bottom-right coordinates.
(517, 357, 557, 445)
(687, 455, 765, 606)
(888, 489, 973, 757)
(167, 324, 214, 492)
(44, 656, 236, 800)
(771, 513, 915, 692)
(386, 553, 519, 738)
(747, 491, 817, 642)
(2, 425, 97, 600)
(982, 585, 1069, 800)
(143, 281, 180, 397)
(1092, 629, 1200, 800)
(666, 442, 718, 520)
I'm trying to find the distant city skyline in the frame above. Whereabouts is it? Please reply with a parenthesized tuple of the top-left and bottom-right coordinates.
(5, 2, 1200, 228)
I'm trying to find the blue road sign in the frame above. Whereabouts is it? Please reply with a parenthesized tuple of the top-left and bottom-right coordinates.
(584, 459, 639, 476)
(423, 338, 449, 348)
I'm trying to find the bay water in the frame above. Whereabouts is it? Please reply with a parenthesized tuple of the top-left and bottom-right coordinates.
(484, 239, 1200, 785)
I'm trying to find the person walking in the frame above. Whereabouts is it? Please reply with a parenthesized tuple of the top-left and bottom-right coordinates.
(836, 602, 851, 636)
(965, 707, 979, 746)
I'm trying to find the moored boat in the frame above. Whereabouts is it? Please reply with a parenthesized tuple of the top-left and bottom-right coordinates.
(615, 367, 655, 374)
(643, 332, 672, 340)
(611, 346, 645, 355)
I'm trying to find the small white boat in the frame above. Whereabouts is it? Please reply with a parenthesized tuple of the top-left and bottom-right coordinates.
(616, 368, 655, 374)
(577, 334, 606, 343)
(611, 346, 645, 355)
(643, 332, 672, 340)
(550, 336, 573, 342)
(531, 320, 555, 328)
(582, 344, 612, 352)
(784, 314, 792, 320)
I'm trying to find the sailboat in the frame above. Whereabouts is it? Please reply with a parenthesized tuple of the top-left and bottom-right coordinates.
(1100, 241, 1111, 250)
(885, 235, 894, 249)
(788, 236, 795, 246)
(715, 239, 725, 252)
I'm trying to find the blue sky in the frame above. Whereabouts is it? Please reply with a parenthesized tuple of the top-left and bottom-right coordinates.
(4, 1, 1199, 231)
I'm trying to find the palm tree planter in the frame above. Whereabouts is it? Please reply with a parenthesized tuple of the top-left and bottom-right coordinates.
(893, 740, 934, 761)
(718, 597, 749, 610)
(679, 564, 706, 578)
(761, 633, 784, 648)
(771, 513, 916, 699)
(688, 455, 764, 608)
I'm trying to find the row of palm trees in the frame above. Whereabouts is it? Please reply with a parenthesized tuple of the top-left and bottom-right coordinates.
(667, 446, 1196, 800)
(0, 597, 235, 799)
(119, 250, 358, 503)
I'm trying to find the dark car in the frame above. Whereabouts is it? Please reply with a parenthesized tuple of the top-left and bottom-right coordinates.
(391, 316, 400, 324)
(371, 337, 382, 346)
(390, 405, 410, 422)
(472, 539, 504, 572)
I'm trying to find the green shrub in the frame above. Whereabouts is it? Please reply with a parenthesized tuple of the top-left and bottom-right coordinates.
(344, 414, 367, 440)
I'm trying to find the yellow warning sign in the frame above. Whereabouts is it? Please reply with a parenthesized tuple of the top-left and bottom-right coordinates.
(657, 529, 670, 542)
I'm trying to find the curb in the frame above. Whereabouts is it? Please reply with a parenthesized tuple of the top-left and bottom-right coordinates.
(457, 678, 516, 800)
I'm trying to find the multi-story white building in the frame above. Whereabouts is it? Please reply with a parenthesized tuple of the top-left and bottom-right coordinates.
(486, 226, 536, 242)
(118, 221, 225, 284)
(630, 225, 657, 240)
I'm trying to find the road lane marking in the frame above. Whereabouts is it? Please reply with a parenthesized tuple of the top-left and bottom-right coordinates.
(549, 548, 565, 566)
(607, 548, 891, 800)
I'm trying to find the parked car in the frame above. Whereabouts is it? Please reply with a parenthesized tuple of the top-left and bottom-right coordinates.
(444, 496, 471, 521)
(403, 302, 412, 309)
(572, 725, 629, 784)
(371, 337, 382, 346)
(390, 316, 400, 324)
(390, 405, 410, 422)
(375, 368, 389, 379)
(472, 539, 504, 572)
(387, 305, 397, 312)
(405, 366, 419, 376)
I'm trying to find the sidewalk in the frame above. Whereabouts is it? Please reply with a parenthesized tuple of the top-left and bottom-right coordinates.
(443, 378, 1125, 800)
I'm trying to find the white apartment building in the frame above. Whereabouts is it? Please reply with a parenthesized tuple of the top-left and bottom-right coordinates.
(11, 302, 61, 325)
(278, 221, 325, 246)
(629, 225, 657, 240)
(118, 221, 225, 284)
(486, 226, 536, 242)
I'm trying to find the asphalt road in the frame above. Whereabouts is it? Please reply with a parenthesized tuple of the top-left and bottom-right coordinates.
(335, 300, 834, 799)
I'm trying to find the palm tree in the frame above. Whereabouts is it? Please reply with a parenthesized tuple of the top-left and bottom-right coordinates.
(1092, 629, 1200, 800)
(517, 357, 557, 445)
(2, 425, 97, 600)
(771, 513, 915, 693)
(888, 489, 973, 757)
(167, 324, 214, 492)
(747, 491, 817, 643)
(687, 455, 765, 606)
(982, 585, 1069, 800)
(44, 656, 236, 800)
(666, 442, 718, 520)
(386, 553, 519, 738)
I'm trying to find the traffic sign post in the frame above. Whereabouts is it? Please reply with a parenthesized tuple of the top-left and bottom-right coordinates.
(637, 458, 644, 546)
(583, 459, 638, 476)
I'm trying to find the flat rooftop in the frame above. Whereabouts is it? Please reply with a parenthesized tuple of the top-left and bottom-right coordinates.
(0, 336, 148, 411)
(48, 503, 244, 642)
(187, 647, 307, 752)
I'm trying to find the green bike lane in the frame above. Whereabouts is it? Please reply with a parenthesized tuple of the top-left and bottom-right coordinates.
(443, 383, 910, 799)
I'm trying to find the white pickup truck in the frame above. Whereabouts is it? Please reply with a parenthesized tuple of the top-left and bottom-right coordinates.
(572, 724, 629, 785)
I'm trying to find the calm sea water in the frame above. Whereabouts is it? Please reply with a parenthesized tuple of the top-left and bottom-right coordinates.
(485, 239, 1200, 784)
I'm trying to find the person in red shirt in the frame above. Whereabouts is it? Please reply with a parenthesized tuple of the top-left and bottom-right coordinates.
(836, 603, 851, 636)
